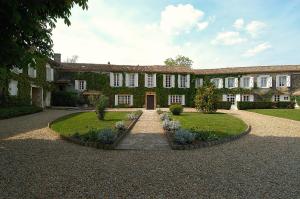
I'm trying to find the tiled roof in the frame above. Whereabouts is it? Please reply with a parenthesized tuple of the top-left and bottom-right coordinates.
(55, 62, 300, 75)
(194, 65, 300, 75)
(57, 63, 193, 74)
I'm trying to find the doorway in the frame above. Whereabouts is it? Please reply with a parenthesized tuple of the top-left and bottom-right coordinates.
(31, 86, 43, 107)
(146, 92, 156, 110)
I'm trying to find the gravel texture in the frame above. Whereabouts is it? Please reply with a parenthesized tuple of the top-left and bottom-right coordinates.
(0, 109, 300, 198)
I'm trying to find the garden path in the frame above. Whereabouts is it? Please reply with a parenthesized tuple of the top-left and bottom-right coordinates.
(116, 110, 170, 150)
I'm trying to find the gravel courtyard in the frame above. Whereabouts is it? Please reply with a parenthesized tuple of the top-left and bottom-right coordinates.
(0, 109, 300, 198)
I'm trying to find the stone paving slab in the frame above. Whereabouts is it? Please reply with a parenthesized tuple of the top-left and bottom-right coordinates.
(116, 110, 170, 150)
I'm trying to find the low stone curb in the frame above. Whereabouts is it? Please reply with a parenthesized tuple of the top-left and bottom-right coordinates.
(48, 111, 143, 150)
(165, 125, 251, 150)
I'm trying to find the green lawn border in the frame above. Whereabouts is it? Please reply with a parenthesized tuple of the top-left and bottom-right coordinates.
(48, 111, 142, 150)
(164, 119, 251, 150)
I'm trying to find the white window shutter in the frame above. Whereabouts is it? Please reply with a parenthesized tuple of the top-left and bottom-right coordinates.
(186, 74, 190, 88)
(240, 77, 244, 88)
(181, 95, 185, 105)
(286, 75, 291, 87)
(134, 73, 139, 87)
(83, 81, 87, 90)
(235, 94, 241, 102)
(33, 69, 37, 78)
(130, 95, 133, 106)
(267, 76, 272, 88)
(249, 95, 254, 102)
(125, 73, 129, 87)
(276, 75, 279, 87)
(168, 95, 171, 105)
(249, 77, 254, 88)
(280, 95, 284, 101)
(234, 78, 239, 88)
(110, 73, 114, 87)
(178, 75, 181, 88)
(171, 75, 175, 88)
(219, 79, 223, 88)
(119, 74, 123, 87)
(115, 95, 118, 106)
(50, 68, 54, 81)
(153, 74, 157, 87)
(144, 74, 148, 87)
(222, 94, 227, 101)
(163, 75, 166, 88)
(8, 80, 18, 96)
(225, 78, 228, 88)
(75, 80, 79, 90)
(257, 77, 261, 88)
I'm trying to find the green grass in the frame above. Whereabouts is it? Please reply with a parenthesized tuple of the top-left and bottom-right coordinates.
(172, 112, 247, 137)
(0, 106, 43, 119)
(51, 111, 130, 136)
(248, 109, 300, 121)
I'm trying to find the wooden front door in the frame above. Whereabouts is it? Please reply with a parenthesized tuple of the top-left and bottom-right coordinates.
(146, 95, 155, 110)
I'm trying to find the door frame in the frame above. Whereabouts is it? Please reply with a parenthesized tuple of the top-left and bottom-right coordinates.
(145, 92, 156, 110)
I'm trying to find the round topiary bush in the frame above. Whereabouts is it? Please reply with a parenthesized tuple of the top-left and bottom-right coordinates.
(169, 104, 183, 115)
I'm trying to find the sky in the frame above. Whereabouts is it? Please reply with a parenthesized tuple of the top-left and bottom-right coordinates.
(52, 0, 300, 69)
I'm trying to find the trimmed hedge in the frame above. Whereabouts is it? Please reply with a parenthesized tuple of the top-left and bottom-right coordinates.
(238, 101, 295, 110)
(0, 106, 43, 119)
(216, 101, 232, 110)
(51, 91, 79, 107)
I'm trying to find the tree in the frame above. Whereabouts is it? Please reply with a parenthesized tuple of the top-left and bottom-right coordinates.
(0, 0, 88, 70)
(96, 95, 109, 120)
(194, 82, 218, 113)
(164, 55, 193, 67)
(65, 55, 79, 63)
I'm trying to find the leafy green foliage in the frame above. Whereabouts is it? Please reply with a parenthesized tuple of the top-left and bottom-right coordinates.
(164, 55, 193, 67)
(237, 101, 295, 110)
(0, 106, 43, 119)
(174, 129, 196, 145)
(216, 101, 232, 110)
(169, 104, 183, 115)
(51, 91, 79, 106)
(194, 83, 218, 113)
(190, 128, 220, 141)
(0, 0, 88, 69)
(96, 95, 109, 120)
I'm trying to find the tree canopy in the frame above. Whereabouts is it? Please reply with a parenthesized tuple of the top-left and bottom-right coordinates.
(194, 82, 218, 113)
(164, 55, 193, 68)
(0, 0, 88, 69)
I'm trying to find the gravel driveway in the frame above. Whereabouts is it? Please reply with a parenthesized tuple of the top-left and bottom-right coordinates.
(0, 109, 299, 198)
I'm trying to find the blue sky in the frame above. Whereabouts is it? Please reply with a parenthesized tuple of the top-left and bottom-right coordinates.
(52, 0, 300, 69)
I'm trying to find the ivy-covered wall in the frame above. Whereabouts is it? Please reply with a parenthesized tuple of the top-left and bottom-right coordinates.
(0, 57, 54, 107)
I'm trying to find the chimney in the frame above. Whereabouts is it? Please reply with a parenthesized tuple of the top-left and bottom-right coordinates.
(108, 61, 110, 65)
(54, 53, 61, 63)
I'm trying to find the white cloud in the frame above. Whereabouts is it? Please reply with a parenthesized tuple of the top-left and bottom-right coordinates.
(197, 21, 209, 31)
(233, 18, 244, 30)
(212, 31, 247, 45)
(160, 4, 205, 35)
(243, 42, 272, 57)
(246, 21, 266, 37)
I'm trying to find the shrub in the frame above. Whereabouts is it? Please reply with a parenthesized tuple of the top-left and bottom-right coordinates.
(127, 110, 142, 120)
(0, 105, 43, 119)
(163, 120, 181, 131)
(216, 101, 232, 110)
(160, 113, 169, 121)
(97, 128, 117, 144)
(174, 129, 196, 145)
(237, 101, 295, 110)
(81, 129, 99, 142)
(169, 104, 183, 115)
(194, 83, 218, 113)
(115, 121, 127, 132)
(190, 128, 220, 141)
(95, 95, 109, 120)
(51, 91, 79, 107)
(157, 109, 163, 115)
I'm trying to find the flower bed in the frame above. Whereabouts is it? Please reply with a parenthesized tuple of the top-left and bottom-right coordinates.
(49, 110, 143, 149)
(159, 112, 250, 150)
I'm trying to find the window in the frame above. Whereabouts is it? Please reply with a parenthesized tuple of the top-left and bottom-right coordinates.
(28, 66, 36, 78)
(274, 95, 280, 102)
(46, 64, 54, 81)
(118, 95, 131, 105)
(79, 81, 85, 90)
(243, 77, 250, 88)
(10, 66, 23, 74)
(114, 73, 121, 87)
(75, 80, 86, 91)
(165, 74, 172, 88)
(279, 76, 287, 87)
(260, 77, 268, 88)
(283, 96, 289, 101)
(227, 94, 235, 105)
(242, 95, 250, 102)
(227, 78, 235, 88)
(8, 80, 18, 96)
(147, 74, 154, 87)
(169, 95, 184, 105)
(211, 78, 221, 88)
(129, 74, 135, 87)
(195, 78, 203, 88)
(180, 75, 187, 88)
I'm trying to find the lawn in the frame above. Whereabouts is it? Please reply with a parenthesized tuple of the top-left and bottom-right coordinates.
(51, 111, 130, 136)
(172, 112, 247, 137)
(248, 109, 300, 121)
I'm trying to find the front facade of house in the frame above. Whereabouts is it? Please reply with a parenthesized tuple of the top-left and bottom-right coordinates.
(3, 53, 300, 109)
